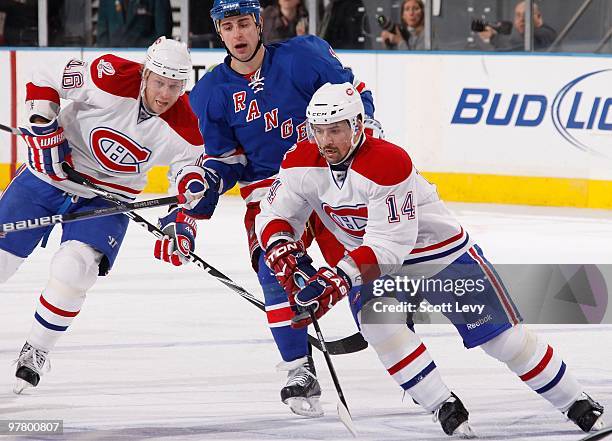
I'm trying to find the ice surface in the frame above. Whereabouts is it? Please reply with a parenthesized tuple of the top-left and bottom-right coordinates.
(1, 198, 610, 440)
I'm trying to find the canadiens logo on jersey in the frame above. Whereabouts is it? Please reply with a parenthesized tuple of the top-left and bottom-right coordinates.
(322, 203, 368, 239)
(89, 127, 151, 174)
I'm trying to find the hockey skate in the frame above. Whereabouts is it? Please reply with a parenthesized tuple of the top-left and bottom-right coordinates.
(433, 392, 476, 438)
(277, 355, 323, 417)
(566, 393, 605, 432)
(13, 342, 50, 394)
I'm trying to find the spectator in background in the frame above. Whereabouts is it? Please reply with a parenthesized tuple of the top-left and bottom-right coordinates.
(318, 0, 368, 49)
(262, 0, 308, 44)
(0, 0, 38, 46)
(477, 0, 557, 51)
(97, 0, 173, 47)
(380, 0, 424, 51)
(189, 0, 223, 48)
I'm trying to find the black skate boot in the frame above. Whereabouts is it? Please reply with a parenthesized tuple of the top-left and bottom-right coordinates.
(566, 393, 605, 432)
(14, 342, 49, 394)
(433, 392, 476, 438)
(278, 355, 323, 417)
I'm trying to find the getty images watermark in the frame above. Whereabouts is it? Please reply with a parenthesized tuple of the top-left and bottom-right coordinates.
(371, 275, 488, 315)
(358, 264, 611, 326)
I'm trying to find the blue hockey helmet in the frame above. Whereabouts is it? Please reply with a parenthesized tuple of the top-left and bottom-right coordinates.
(210, 0, 261, 30)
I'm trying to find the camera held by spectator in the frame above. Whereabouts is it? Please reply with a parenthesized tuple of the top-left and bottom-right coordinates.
(471, 19, 512, 35)
(377, 0, 425, 51)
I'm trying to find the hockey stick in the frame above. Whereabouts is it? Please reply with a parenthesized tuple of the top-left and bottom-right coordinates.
(0, 119, 368, 354)
(0, 122, 21, 135)
(579, 427, 612, 441)
(0, 193, 194, 234)
(60, 164, 368, 356)
(308, 308, 357, 437)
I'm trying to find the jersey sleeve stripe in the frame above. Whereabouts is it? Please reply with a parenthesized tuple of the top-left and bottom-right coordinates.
(78, 171, 141, 196)
(261, 219, 295, 249)
(239, 177, 277, 203)
(25, 83, 60, 104)
(347, 245, 381, 284)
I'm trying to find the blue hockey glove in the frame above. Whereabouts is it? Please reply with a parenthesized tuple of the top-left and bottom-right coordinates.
(154, 208, 197, 266)
(291, 266, 352, 328)
(20, 117, 72, 181)
(175, 165, 221, 219)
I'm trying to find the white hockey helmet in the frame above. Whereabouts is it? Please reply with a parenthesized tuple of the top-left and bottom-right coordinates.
(144, 37, 192, 82)
(306, 82, 365, 160)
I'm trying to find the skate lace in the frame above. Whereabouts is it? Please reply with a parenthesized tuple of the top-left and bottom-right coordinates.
(277, 356, 317, 387)
(13, 343, 50, 374)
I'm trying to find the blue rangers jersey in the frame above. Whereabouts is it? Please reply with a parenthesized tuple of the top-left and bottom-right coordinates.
(189, 35, 374, 204)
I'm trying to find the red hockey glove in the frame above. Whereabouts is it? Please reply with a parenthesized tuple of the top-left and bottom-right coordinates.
(264, 239, 316, 296)
(20, 117, 72, 181)
(154, 209, 197, 266)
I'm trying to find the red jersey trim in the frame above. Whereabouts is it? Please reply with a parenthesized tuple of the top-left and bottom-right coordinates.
(352, 138, 413, 186)
(281, 141, 327, 169)
(78, 171, 141, 195)
(90, 54, 141, 100)
(261, 219, 295, 249)
(410, 227, 465, 254)
(160, 95, 204, 146)
(239, 178, 276, 200)
(25, 83, 60, 105)
(348, 245, 381, 284)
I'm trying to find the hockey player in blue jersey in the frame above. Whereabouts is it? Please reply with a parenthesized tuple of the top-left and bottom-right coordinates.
(152, 0, 382, 417)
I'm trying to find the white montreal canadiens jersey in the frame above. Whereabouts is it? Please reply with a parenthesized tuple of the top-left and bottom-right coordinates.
(24, 54, 203, 201)
(256, 137, 473, 285)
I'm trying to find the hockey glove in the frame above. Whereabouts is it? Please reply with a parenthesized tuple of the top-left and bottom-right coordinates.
(364, 116, 385, 139)
(175, 165, 221, 219)
(292, 266, 352, 328)
(264, 239, 317, 296)
(154, 208, 197, 266)
(20, 117, 72, 181)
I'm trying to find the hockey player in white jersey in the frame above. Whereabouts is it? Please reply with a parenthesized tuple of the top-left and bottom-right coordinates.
(0, 37, 203, 393)
(255, 82, 605, 436)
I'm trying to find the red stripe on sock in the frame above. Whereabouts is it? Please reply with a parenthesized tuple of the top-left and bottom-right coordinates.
(388, 343, 427, 376)
(520, 345, 553, 381)
(266, 306, 293, 324)
(40, 295, 80, 318)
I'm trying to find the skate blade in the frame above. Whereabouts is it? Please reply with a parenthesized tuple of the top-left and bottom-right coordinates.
(579, 426, 612, 440)
(286, 397, 324, 418)
(453, 421, 477, 439)
(337, 401, 358, 438)
(13, 379, 32, 395)
(590, 415, 606, 432)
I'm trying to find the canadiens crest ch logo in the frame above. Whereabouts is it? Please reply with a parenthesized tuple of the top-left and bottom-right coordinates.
(89, 127, 151, 174)
(322, 203, 368, 238)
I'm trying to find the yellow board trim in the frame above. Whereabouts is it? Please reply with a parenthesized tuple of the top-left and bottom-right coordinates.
(142, 166, 241, 195)
(1, 165, 609, 208)
(420, 172, 612, 209)
(0, 163, 12, 189)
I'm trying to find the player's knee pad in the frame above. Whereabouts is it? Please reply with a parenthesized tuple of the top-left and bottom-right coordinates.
(480, 324, 541, 372)
(48, 241, 102, 298)
(0, 249, 25, 283)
